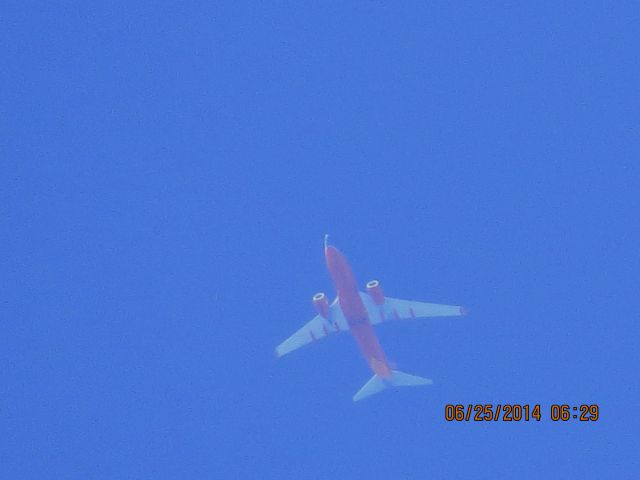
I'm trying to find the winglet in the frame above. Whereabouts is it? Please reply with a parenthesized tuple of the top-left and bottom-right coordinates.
(324, 234, 329, 252)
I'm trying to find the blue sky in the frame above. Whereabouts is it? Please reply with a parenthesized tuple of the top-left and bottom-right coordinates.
(3, 2, 638, 478)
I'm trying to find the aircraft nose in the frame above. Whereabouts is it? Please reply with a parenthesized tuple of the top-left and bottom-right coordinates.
(325, 244, 338, 262)
(325, 245, 343, 270)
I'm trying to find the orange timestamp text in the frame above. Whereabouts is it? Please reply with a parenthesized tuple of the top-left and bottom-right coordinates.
(444, 404, 599, 422)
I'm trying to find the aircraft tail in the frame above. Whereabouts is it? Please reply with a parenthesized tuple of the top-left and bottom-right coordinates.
(352, 370, 433, 401)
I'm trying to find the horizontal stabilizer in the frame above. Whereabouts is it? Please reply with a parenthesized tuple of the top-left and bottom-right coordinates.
(353, 370, 433, 401)
(353, 375, 388, 401)
(390, 370, 433, 387)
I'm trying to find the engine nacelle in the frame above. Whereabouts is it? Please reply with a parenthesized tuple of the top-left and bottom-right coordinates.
(366, 280, 385, 306)
(312, 292, 330, 318)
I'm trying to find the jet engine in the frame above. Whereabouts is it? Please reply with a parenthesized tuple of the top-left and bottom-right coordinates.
(312, 292, 330, 318)
(366, 280, 385, 305)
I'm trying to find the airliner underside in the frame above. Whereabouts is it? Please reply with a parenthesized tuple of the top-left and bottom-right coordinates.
(275, 236, 467, 401)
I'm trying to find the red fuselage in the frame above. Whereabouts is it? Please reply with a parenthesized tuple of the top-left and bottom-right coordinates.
(325, 245, 392, 378)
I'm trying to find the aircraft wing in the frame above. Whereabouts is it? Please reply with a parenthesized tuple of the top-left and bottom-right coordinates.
(360, 292, 466, 325)
(275, 298, 348, 357)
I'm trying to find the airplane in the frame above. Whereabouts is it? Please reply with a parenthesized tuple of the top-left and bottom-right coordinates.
(275, 235, 468, 401)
